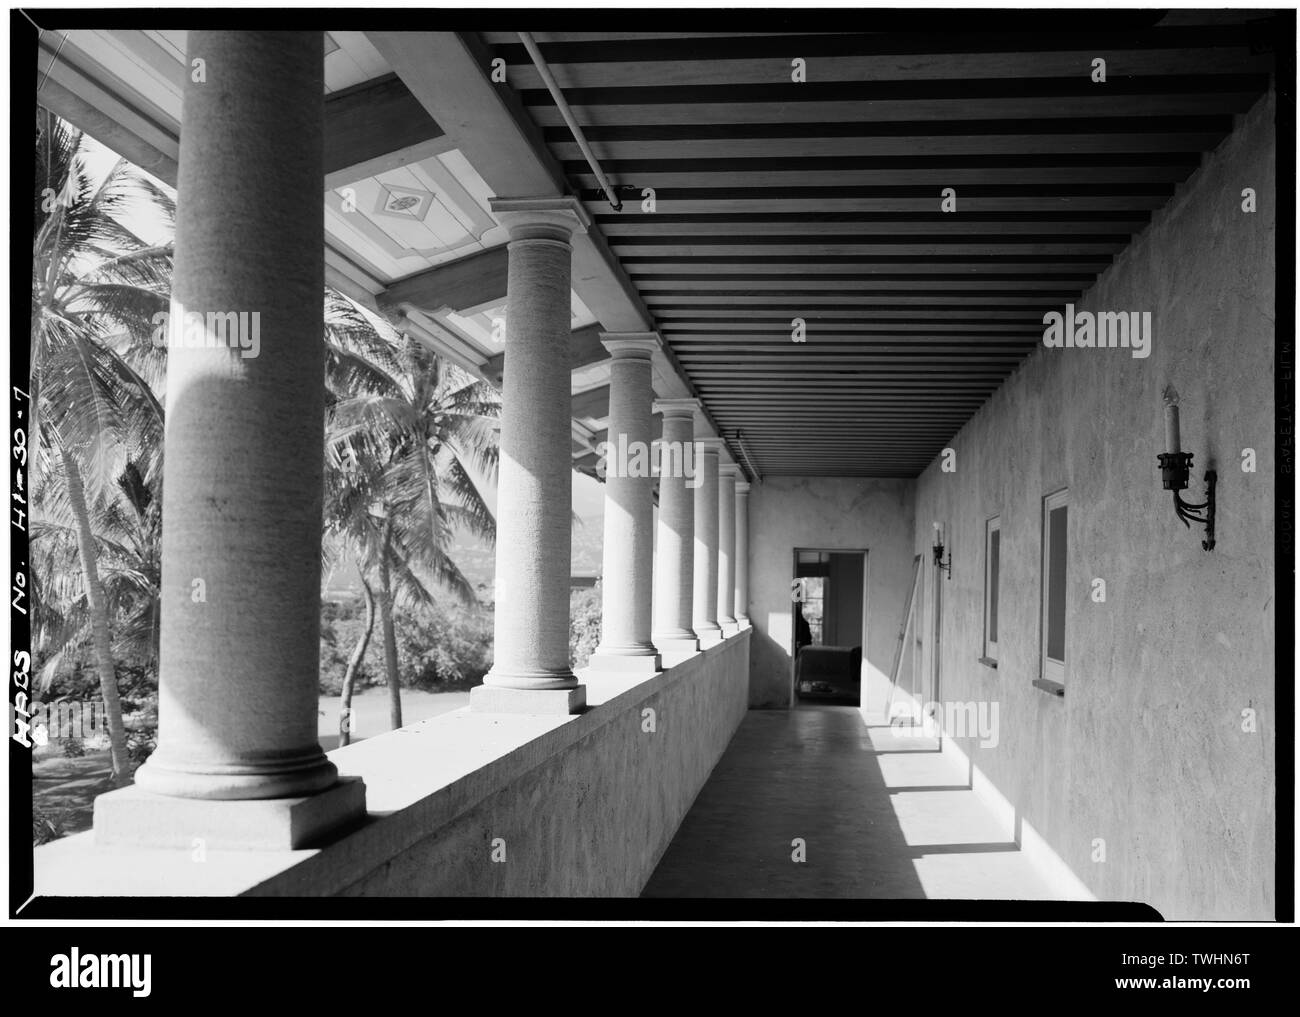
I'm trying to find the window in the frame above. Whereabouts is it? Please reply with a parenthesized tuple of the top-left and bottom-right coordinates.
(795, 551, 830, 645)
(1039, 489, 1068, 692)
(802, 578, 826, 645)
(982, 516, 1001, 665)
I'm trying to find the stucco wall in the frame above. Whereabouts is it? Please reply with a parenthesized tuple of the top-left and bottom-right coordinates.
(907, 91, 1277, 920)
(747, 478, 915, 708)
(259, 631, 751, 896)
(34, 633, 751, 898)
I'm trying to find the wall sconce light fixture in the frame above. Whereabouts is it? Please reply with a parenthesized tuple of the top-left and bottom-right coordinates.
(932, 521, 952, 579)
(1157, 386, 1216, 551)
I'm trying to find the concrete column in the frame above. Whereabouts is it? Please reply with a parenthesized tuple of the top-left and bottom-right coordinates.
(472, 196, 590, 715)
(652, 399, 701, 659)
(96, 31, 364, 849)
(692, 437, 724, 647)
(717, 465, 739, 636)
(735, 481, 751, 627)
(589, 334, 661, 675)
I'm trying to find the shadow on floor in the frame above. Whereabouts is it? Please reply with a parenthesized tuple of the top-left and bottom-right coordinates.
(642, 705, 1059, 901)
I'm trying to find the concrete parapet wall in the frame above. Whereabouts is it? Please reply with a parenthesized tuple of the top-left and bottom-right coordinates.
(34, 631, 751, 899)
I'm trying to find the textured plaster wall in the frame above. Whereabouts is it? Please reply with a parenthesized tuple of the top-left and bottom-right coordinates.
(747, 478, 915, 708)
(251, 633, 750, 897)
(906, 92, 1277, 920)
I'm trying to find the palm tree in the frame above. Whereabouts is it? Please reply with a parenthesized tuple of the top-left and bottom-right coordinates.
(31, 457, 162, 691)
(322, 291, 500, 738)
(31, 109, 173, 783)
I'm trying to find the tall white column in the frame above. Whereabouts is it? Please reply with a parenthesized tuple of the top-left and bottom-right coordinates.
(472, 195, 590, 715)
(692, 437, 724, 647)
(735, 480, 751, 627)
(652, 399, 700, 659)
(96, 31, 365, 850)
(589, 334, 661, 675)
(717, 465, 739, 635)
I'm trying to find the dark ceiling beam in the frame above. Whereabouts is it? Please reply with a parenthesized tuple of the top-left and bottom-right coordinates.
(528, 94, 1263, 126)
(571, 384, 611, 421)
(661, 313, 1046, 322)
(599, 216, 1152, 235)
(559, 133, 1227, 159)
(613, 241, 1128, 257)
(589, 183, 1178, 202)
(507, 48, 1271, 91)
(36, 56, 445, 194)
(552, 114, 1237, 141)
(639, 281, 1083, 291)
(487, 23, 1270, 64)
(706, 395, 991, 402)
(574, 168, 1198, 188)
(519, 73, 1269, 107)
(584, 416, 666, 451)
(480, 323, 609, 387)
(323, 73, 447, 189)
(602, 196, 1175, 213)
(628, 255, 1111, 265)
(379, 247, 508, 316)
(668, 321, 1044, 330)
(645, 291, 1081, 302)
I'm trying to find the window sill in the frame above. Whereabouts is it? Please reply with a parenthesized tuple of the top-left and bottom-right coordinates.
(978, 656, 998, 669)
(1032, 677, 1065, 698)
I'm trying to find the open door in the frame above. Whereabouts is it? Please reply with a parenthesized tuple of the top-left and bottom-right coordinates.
(790, 548, 868, 707)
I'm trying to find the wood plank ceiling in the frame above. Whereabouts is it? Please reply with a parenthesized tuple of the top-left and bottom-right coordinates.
(483, 13, 1275, 476)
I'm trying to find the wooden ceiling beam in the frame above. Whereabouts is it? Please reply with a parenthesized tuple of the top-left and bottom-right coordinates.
(505, 48, 1270, 90)
(526, 92, 1263, 125)
(488, 23, 1265, 64)
(599, 216, 1152, 235)
(322, 73, 448, 189)
(480, 323, 609, 388)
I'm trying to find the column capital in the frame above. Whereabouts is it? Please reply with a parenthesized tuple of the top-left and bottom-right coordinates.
(736, 480, 752, 494)
(720, 463, 744, 479)
(489, 195, 591, 241)
(601, 332, 662, 360)
(695, 436, 726, 454)
(653, 397, 702, 420)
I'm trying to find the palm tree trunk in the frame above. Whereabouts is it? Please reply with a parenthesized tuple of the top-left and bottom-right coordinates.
(61, 448, 130, 783)
(339, 570, 375, 748)
(377, 522, 402, 730)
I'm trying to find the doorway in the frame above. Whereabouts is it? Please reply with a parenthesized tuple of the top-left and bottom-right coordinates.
(790, 548, 868, 707)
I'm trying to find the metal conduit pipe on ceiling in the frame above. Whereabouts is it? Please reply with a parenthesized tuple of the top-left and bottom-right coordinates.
(517, 31, 624, 212)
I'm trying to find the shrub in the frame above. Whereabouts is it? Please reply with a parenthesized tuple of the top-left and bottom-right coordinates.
(569, 585, 602, 670)
(33, 805, 68, 846)
(61, 737, 85, 758)
(126, 729, 156, 766)
(319, 594, 378, 695)
(397, 599, 494, 690)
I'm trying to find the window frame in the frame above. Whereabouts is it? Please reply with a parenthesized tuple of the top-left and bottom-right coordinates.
(1039, 488, 1069, 692)
(982, 515, 1001, 666)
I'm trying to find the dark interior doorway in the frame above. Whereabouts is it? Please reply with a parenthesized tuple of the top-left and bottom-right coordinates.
(791, 548, 868, 707)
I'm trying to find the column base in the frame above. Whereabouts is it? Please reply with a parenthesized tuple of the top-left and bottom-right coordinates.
(736, 614, 751, 628)
(652, 634, 701, 668)
(719, 618, 740, 637)
(653, 634, 701, 654)
(695, 626, 725, 649)
(92, 777, 367, 851)
(586, 651, 662, 675)
(470, 684, 587, 715)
